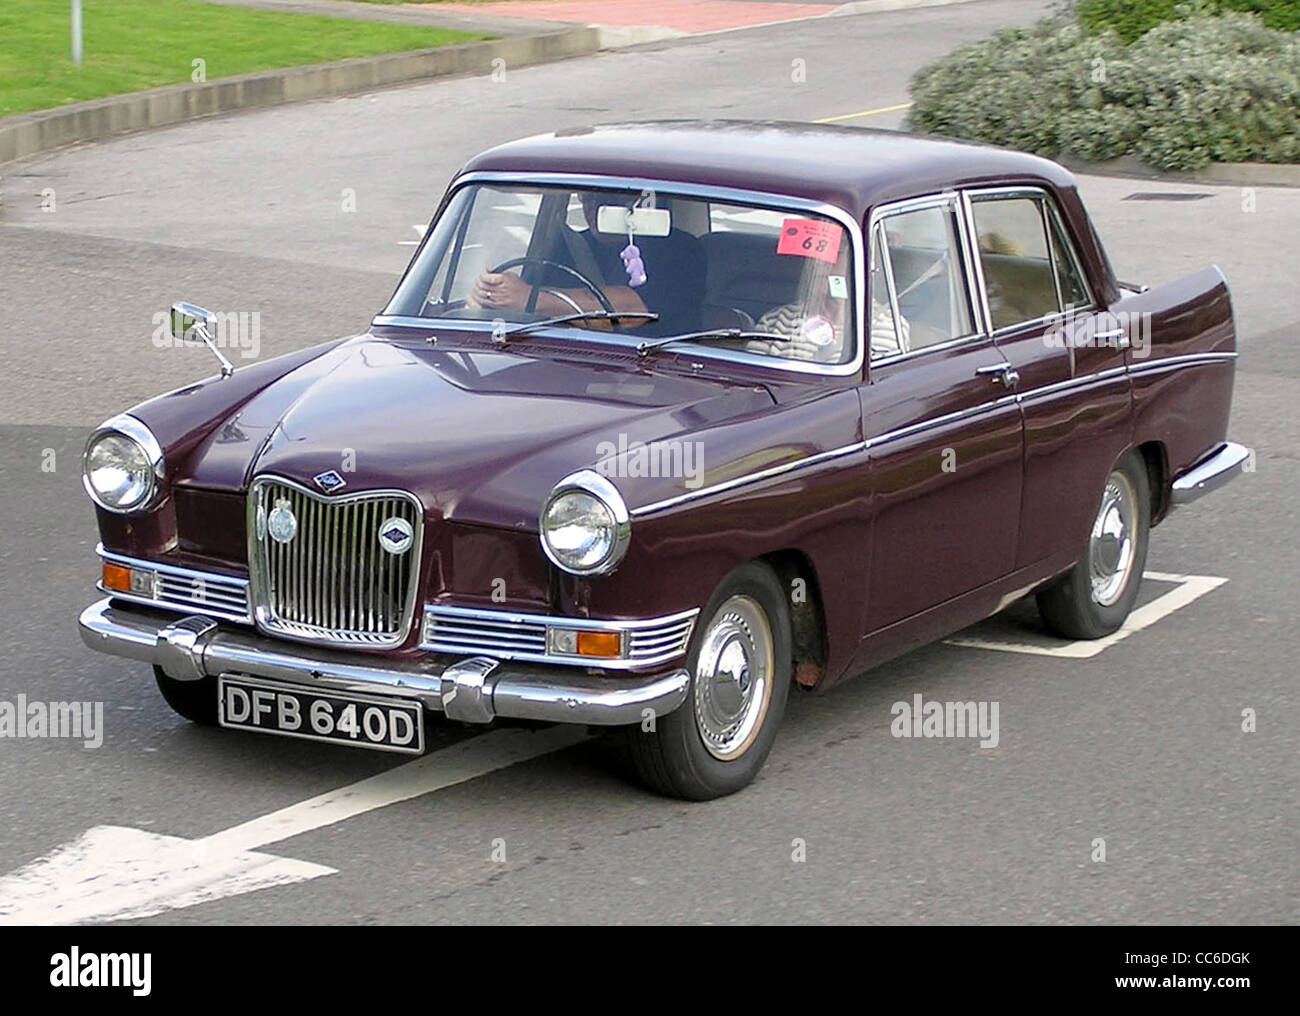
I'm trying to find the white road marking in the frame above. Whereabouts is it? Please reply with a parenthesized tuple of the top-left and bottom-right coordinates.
(397, 223, 426, 246)
(0, 726, 586, 925)
(943, 572, 1228, 658)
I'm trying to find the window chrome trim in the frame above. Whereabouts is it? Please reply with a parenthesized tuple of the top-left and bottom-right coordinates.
(421, 603, 700, 669)
(872, 222, 905, 354)
(867, 190, 987, 372)
(375, 170, 867, 379)
(961, 185, 1098, 340)
(83, 413, 166, 515)
(96, 545, 252, 623)
(868, 332, 993, 369)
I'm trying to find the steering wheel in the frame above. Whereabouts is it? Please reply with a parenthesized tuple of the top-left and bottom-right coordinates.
(489, 257, 614, 315)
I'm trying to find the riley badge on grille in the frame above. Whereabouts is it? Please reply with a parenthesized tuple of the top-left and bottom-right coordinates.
(267, 498, 298, 544)
(378, 517, 413, 555)
(314, 470, 347, 493)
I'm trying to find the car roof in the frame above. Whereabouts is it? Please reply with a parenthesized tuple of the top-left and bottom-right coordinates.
(458, 120, 1079, 221)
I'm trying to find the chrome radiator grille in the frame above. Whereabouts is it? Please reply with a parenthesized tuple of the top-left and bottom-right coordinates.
(248, 477, 422, 647)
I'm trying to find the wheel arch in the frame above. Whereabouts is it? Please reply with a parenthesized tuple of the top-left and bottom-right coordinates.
(1136, 440, 1170, 527)
(758, 548, 828, 689)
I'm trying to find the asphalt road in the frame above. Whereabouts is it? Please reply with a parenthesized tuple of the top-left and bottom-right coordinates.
(0, 0, 1296, 924)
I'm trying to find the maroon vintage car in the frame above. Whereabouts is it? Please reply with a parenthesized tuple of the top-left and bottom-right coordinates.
(79, 121, 1245, 799)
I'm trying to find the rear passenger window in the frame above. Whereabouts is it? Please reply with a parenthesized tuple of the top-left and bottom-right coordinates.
(970, 194, 1092, 329)
(877, 203, 974, 354)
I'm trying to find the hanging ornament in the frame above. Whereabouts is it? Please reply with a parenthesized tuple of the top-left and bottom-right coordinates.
(621, 242, 647, 288)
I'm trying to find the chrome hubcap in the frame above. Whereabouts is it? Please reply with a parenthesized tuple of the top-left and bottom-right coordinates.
(1089, 471, 1137, 607)
(693, 595, 773, 760)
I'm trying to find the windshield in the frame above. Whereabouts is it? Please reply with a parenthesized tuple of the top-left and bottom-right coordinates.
(384, 183, 858, 366)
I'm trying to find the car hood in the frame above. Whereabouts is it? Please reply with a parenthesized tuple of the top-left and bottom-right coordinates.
(179, 336, 775, 528)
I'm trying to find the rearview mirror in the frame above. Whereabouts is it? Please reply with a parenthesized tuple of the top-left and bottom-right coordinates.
(596, 205, 671, 237)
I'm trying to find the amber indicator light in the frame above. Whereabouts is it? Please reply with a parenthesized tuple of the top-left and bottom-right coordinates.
(102, 562, 132, 592)
(576, 630, 622, 658)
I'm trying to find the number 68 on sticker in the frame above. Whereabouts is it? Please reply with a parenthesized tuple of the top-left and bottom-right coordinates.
(776, 218, 843, 263)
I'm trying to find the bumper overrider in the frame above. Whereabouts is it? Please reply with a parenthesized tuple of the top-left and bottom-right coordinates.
(79, 598, 691, 726)
(1170, 441, 1251, 506)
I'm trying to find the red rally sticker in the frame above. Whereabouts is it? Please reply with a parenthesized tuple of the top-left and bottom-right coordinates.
(776, 218, 843, 263)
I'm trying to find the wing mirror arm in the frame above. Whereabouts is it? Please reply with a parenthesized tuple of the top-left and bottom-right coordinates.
(170, 302, 235, 379)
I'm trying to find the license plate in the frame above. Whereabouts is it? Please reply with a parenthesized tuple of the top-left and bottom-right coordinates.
(217, 675, 425, 754)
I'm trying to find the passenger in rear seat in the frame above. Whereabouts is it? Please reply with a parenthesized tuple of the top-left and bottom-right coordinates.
(742, 239, 909, 364)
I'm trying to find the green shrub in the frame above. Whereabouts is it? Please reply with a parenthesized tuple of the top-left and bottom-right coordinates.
(1076, 0, 1300, 43)
(908, 11, 1300, 169)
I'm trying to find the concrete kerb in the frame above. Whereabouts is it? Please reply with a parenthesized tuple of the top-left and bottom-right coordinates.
(0, 28, 603, 167)
(1058, 154, 1300, 190)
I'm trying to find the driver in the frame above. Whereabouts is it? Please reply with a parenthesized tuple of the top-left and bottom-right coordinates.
(466, 191, 706, 337)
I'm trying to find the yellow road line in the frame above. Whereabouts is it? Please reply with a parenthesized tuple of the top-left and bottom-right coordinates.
(814, 102, 914, 124)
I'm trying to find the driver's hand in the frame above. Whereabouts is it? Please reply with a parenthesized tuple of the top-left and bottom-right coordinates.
(468, 271, 529, 311)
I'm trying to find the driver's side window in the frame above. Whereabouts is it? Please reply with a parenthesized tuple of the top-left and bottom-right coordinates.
(877, 203, 976, 354)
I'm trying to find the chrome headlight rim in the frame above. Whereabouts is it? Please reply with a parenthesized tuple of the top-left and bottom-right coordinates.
(539, 469, 631, 577)
(82, 414, 165, 515)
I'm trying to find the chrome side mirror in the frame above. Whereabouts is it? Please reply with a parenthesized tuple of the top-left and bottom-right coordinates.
(169, 301, 234, 378)
(170, 302, 215, 338)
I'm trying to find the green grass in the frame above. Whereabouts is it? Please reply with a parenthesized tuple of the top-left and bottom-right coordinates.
(0, 0, 485, 118)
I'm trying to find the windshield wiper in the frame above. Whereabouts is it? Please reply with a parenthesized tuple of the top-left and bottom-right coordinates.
(636, 328, 791, 358)
(504, 310, 659, 339)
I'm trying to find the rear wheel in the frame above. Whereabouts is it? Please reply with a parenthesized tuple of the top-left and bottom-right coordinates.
(626, 561, 792, 800)
(1037, 451, 1151, 639)
(153, 666, 219, 726)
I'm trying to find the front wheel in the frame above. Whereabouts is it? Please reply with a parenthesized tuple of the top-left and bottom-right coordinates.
(1037, 451, 1151, 640)
(625, 561, 792, 800)
(153, 666, 219, 726)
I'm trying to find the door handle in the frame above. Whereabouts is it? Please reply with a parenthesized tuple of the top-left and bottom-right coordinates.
(1093, 327, 1131, 350)
(975, 362, 1020, 387)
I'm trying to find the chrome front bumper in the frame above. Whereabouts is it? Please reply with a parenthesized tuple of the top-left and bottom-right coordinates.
(1170, 441, 1250, 506)
(79, 598, 689, 726)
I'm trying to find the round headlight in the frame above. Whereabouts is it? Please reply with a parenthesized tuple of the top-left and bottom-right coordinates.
(539, 471, 630, 576)
(83, 416, 163, 513)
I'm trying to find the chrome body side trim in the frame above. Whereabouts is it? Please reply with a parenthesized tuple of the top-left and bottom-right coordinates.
(631, 391, 1021, 516)
(378, 171, 868, 379)
(631, 442, 868, 517)
(1129, 352, 1237, 376)
(1016, 365, 1130, 403)
(1170, 441, 1250, 505)
(79, 598, 690, 725)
